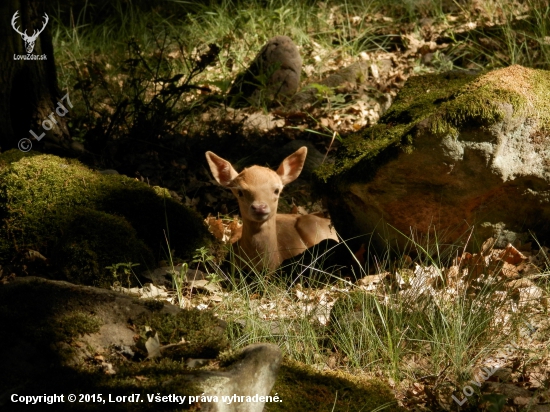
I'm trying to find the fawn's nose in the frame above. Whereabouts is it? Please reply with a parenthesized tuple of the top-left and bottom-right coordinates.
(250, 202, 269, 215)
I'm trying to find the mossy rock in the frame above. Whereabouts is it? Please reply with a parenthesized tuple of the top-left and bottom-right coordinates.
(314, 65, 550, 251)
(315, 65, 550, 185)
(0, 151, 211, 286)
(54, 208, 155, 287)
(314, 70, 476, 185)
(0, 277, 203, 411)
(1, 278, 284, 412)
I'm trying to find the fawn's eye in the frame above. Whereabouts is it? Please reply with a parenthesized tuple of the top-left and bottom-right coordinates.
(237, 190, 244, 197)
(274, 189, 280, 195)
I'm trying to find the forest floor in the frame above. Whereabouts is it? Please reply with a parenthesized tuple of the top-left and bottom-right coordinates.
(46, 1, 550, 410)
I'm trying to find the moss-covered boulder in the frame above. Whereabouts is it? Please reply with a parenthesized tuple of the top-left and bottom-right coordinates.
(0, 151, 211, 286)
(0, 277, 279, 412)
(315, 65, 550, 252)
(54, 208, 155, 287)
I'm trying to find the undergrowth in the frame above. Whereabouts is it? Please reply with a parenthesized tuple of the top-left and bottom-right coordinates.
(47, 0, 550, 210)
(41, 1, 550, 409)
(204, 229, 541, 409)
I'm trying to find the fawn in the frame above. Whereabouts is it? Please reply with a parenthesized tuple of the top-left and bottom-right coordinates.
(206, 147, 339, 272)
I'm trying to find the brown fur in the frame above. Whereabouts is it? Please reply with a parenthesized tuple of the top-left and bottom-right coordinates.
(206, 147, 338, 272)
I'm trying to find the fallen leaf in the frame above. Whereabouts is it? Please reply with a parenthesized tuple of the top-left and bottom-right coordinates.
(500, 243, 528, 265)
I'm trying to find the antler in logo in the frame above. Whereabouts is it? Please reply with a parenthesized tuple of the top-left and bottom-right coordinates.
(11, 11, 49, 54)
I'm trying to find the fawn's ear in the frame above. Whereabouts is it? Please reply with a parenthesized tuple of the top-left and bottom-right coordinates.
(276, 147, 307, 185)
(205, 151, 239, 187)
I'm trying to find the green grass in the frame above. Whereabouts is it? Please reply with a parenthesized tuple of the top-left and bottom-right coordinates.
(48, 0, 550, 158)
(51, 0, 550, 81)
(191, 222, 550, 410)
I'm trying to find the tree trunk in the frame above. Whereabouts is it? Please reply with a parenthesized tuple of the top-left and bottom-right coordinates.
(0, 0, 72, 152)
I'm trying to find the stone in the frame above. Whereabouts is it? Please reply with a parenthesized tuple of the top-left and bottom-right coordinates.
(184, 343, 282, 412)
(229, 35, 302, 106)
(0, 277, 280, 412)
(98, 168, 119, 175)
(0, 151, 211, 287)
(315, 65, 550, 254)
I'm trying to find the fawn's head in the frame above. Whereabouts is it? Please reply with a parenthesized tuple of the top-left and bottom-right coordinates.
(206, 147, 307, 223)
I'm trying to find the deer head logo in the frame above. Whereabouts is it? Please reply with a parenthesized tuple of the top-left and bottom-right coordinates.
(11, 11, 49, 54)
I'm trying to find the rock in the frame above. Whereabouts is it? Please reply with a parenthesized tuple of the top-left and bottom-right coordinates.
(376, 58, 394, 76)
(0, 277, 280, 412)
(243, 111, 285, 130)
(228, 35, 301, 106)
(0, 150, 211, 287)
(142, 265, 208, 288)
(315, 65, 550, 253)
(477, 221, 530, 248)
(186, 358, 211, 368)
(184, 343, 282, 412)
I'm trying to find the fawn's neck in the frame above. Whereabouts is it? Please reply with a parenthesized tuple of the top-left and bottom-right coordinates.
(237, 217, 280, 271)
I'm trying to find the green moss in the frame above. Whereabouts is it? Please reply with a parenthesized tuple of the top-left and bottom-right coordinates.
(315, 65, 550, 185)
(0, 149, 39, 167)
(267, 359, 402, 412)
(315, 122, 409, 184)
(152, 186, 171, 197)
(55, 208, 155, 287)
(217, 348, 247, 367)
(55, 312, 103, 342)
(98, 175, 210, 260)
(143, 299, 166, 312)
(382, 70, 477, 127)
(430, 65, 550, 135)
(138, 310, 229, 359)
(0, 150, 211, 286)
